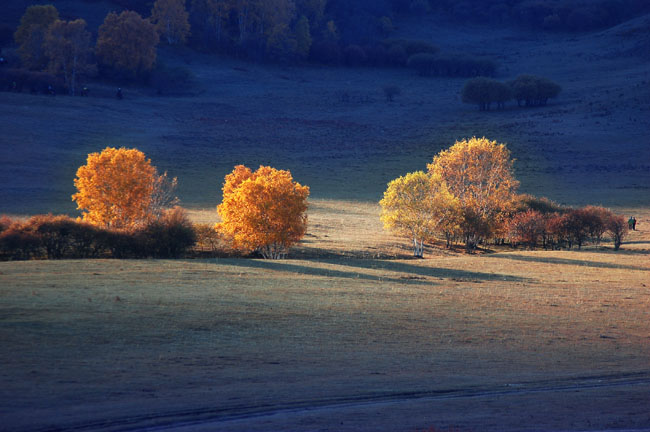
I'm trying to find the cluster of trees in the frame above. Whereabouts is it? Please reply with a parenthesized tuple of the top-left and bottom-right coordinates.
(380, 137, 628, 256)
(462, 75, 561, 111)
(0, 147, 310, 261)
(507, 201, 628, 251)
(5, 1, 194, 93)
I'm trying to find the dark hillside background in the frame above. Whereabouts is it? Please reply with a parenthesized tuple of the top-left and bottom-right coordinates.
(0, 0, 649, 215)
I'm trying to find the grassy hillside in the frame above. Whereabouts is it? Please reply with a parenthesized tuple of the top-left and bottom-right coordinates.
(1, 11, 649, 216)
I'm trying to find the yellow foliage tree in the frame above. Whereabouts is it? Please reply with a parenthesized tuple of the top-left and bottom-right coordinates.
(427, 137, 519, 251)
(151, 0, 191, 45)
(96, 11, 159, 78)
(44, 19, 95, 96)
(72, 147, 177, 229)
(380, 171, 459, 257)
(216, 165, 310, 259)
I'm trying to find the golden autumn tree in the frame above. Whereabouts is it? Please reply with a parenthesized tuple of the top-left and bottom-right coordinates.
(151, 0, 191, 45)
(96, 11, 159, 78)
(216, 165, 309, 259)
(72, 147, 178, 229)
(44, 19, 95, 96)
(427, 137, 519, 251)
(380, 171, 459, 257)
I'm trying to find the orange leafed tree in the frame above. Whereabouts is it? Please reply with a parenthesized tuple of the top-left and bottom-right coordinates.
(72, 147, 177, 229)
(428, 137, 519, 251)
(216, 165, 309, 259)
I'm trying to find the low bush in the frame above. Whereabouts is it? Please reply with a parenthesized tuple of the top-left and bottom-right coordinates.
(138, 207, 196, 258)
(383, 39, 439, 57)
(0, 68, 63, 93)
(508, 74, 561, 107)
(461, 77, 511, 110)
(343, 44, 367, 67)
(407, 53, 438, 76)
(0, 209, 199, 261)
(383, 84, 401, 102)
(149, 63, 194, 95)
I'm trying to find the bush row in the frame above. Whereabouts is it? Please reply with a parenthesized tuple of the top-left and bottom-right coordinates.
(507, 201, 628, 250)
(0, 68, 65, 94)
(310, 39, 497, 78)
(462, 75, 562, 110)
(0, 208, 198, 260)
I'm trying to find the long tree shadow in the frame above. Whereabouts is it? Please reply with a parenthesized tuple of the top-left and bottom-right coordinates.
(317, 259, 529, 283)
(486, 253, 649, 271)
(214, 259, 435, 285)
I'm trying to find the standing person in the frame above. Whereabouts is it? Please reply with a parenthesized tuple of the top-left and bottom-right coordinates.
(116, 87, 123, 100)
(632, 217, 637, 231)
(628, 216, 634, 230)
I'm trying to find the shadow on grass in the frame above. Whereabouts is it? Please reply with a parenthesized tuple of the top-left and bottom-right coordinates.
(210, 258, 528, 283)
(216, 259, 435, 285)
(486, 253, 649, 271)
(327, 259, 529, 282)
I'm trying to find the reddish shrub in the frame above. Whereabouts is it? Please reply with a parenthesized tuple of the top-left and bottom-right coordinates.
(508, 209, 546, 249)
(0, 224, 42, 260)
(605, 213, 628, 251)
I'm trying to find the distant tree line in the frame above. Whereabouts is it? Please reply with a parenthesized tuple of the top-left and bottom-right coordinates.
(0, 1, 502, 94)
(461, 75, 562, 110)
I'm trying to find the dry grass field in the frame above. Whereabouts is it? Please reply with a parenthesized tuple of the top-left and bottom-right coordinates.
(1, 201, 649, 431)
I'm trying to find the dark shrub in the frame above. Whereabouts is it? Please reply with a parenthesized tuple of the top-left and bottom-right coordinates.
(407, 53, 437, 76)
(364, 43, 387, 66)
(461, 77, 511, 110)
(104, 229, 143, 258)
(0, 68, 63, 93)
(386, 44, 407, 66)
(139, 207, 196, 258)
(509, 74, 561, 107)
(22, 214, 77, 259)
(0, 25, 15, 48)
(383, 84, 401, 101)
(384, 39, 438, 57)
(310, 40, 341, 64)
(343, 44, 367, 66)
(149, 63, 194, 95)
(0, 224, 42, 260)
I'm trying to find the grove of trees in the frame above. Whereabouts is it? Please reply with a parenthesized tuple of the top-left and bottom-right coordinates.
(462, 75, 562, 110)
(380, 137, 629, 254)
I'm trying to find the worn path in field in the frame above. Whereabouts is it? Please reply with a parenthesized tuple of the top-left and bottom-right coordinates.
(24, 371, 650, 432)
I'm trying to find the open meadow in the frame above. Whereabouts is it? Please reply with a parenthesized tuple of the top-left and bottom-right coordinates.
(1, 201, 650, 431)
(1, 4, 650, 431)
